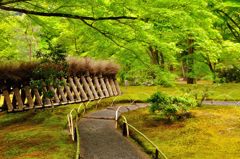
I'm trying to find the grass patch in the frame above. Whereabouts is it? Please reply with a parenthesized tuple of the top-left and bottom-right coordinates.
(119, 83, 240, 102)
(123, 106, 240, 159)
(0, 100, 112, 159)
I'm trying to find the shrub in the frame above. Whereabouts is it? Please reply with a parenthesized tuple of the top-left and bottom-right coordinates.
(217, 66, 240, 83)
(147, 92, 196, 122)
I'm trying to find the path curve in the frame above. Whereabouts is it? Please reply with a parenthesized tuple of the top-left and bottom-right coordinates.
(78, 103, 150, 159)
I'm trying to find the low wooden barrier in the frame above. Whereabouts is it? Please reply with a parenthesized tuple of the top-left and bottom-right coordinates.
(1, 74, 121, 112)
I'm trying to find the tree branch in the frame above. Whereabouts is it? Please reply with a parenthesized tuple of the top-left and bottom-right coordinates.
(0, 5, 138, 21)
(0, 0, 29, 6)
(81, 19, 149, 67)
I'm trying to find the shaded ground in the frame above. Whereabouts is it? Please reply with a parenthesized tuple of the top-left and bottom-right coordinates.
(78, 104, 150, 159)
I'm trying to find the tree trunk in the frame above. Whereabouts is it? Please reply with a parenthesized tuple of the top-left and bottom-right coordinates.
(187, 38, 196, 84)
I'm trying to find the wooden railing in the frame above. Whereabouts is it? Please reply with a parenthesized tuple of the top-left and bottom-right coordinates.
(1, 74, 121, 112)
(115, 106, 168, 159)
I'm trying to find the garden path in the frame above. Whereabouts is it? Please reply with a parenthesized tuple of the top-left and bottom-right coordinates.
(78, 103, 150, 159)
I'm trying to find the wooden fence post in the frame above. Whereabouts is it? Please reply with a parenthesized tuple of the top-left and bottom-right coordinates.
(105, 77, 113, 96)
(74, 76, 88, 101)
(99, 74, 109, 97)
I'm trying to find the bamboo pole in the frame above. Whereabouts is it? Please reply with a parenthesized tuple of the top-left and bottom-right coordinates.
(61, 77, 74, 102)
(42, 84, 51, 106)
(99, 74, 109, 97)
(80, 75, 94, 100)
(57, 85, 68, 103)
(49, 85, 60, 104)
(114, 78, 121, 95)
(24, 86, 34, 108)
(105, 77, 113, 96)
(73, 76, 88, 101)
(21, 88, 26, 105)
(13, 87, 24, 111)
(2, 89, 13, 112)
(93, 76, 105, 98)
(109, 77, 118, 96)
(86, 72, 99, 99)
(33, 88, 43, 106)
(68, 77, 81, 102)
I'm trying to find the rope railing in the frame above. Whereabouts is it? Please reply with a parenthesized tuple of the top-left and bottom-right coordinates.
(67, 101, 91, 159)
(115, 105, 167, 159)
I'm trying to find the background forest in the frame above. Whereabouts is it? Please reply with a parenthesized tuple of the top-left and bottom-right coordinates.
(0, 0, 240, 85)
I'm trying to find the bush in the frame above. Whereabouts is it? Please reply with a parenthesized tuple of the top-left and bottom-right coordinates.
(147, 92, 196, 122)
(217, 66, 240, 83)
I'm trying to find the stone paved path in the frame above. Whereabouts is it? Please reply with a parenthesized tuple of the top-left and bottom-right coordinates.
(203, 100, 240, 106)
(78, 103, 150, 159)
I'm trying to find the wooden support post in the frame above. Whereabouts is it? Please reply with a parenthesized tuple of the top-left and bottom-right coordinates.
(57, 86, 68, 103)
(80, 75, 94, 101)
(24, 86, 34, 108)
(109, 78, 118, 96)
(122, 122, 129, 137)
(99, 74, 109, 97)
(68, 77, 81, 102)
(42, 84, 51, 106)
(105, 77, 113, 96)
(21, 88, 26, 105)
(86, 73, 99, 99)
(3, 89, 13, 112)
(33, 88, 43, 107)
(155, 149, 159, 159)
(49, 85, 60, 104)
(74, 76, 88, 101)
(114, 78, 121, 95)
(13, 87, 24, 111)
(93, 76, 105, 98)
(61, 77, 74, 102)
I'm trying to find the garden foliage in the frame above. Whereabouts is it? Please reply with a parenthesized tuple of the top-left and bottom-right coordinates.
(147, 92, 197, 121)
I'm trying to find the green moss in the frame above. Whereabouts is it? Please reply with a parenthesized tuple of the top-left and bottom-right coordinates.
(123, 106, 240, 159)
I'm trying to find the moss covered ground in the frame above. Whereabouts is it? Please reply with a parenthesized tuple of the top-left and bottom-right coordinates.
(123, 106, 240, 159)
